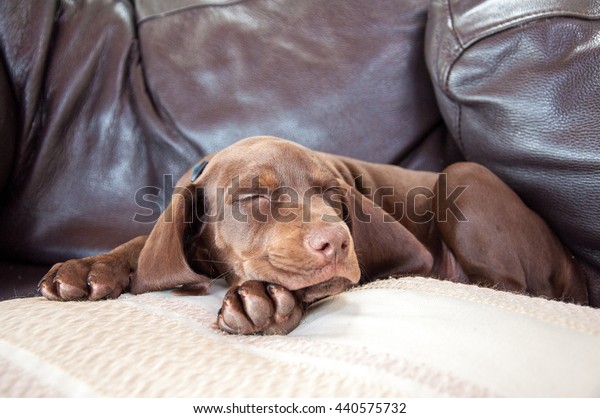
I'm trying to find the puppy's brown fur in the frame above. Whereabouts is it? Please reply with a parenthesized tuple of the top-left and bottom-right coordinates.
(40, 136, 587, 334)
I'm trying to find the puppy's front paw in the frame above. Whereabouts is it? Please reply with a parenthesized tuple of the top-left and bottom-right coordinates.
(39, 255, 130, 301)
(217, 281, 304, 335)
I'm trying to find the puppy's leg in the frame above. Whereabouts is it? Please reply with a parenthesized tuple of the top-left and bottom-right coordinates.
(217, 281, 304, 335)
(435, 162, 587, 304)
(39, 235, 147, 301)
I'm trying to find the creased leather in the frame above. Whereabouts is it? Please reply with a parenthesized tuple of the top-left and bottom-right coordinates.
(426, 0, 600, 304)
(0, 0, 180, 263)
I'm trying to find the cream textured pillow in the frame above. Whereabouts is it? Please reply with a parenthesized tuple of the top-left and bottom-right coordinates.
(1, 277, 599, 397)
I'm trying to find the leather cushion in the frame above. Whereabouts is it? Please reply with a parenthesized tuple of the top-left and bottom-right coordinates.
(135, 0, 457, 167)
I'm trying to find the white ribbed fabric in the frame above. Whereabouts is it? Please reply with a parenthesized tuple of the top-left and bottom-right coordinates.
(1, 277, 599, 397)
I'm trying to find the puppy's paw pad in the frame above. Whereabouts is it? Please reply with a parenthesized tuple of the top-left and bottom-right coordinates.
(217, 281, 303, 335)
(39, 256, 130, 301)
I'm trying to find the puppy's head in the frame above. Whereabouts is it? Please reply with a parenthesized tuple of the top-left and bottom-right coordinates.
(138, 136, 361, 302)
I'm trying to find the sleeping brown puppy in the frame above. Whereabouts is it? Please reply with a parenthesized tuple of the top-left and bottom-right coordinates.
(39, 136, 588, 334)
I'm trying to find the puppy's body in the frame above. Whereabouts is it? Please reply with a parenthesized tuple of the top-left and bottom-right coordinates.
(40, 137, 588, 334)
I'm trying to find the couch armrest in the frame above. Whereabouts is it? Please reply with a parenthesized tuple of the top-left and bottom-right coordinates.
(425, 0, 600, 304)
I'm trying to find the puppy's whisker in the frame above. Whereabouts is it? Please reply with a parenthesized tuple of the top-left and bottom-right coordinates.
(192, 258, 230, 265)
(358, 263, 369, 283)
(352, 251, 369, 283)
(211, 270, 234, 281)
(239, 254, 270, 263)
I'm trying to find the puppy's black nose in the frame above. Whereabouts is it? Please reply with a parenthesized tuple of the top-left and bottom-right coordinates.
(306, 226, 349, 262)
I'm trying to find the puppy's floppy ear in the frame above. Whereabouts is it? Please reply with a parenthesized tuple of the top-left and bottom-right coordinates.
(131, 183, 211, 294)
(338, 181, 433, 281)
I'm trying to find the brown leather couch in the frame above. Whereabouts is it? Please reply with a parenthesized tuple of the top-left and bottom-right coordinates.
(1, 0, 598, 304)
